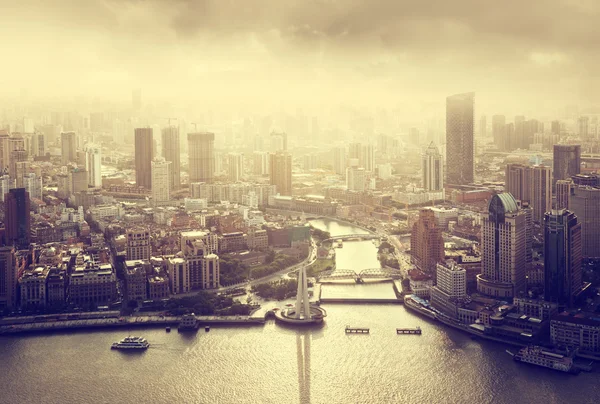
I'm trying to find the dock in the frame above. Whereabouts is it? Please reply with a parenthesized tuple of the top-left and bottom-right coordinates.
(396, 327, 421, 335)
(345, 325, 370, 334)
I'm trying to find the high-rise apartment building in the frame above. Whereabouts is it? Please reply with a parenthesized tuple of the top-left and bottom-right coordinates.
(332, 147, 347, 176)
(161, 126, 181, 190)
(151, 158, 171, 206)
(410, 209, 444, 278)
(269, 152, 292, 196)
(422, 142, 443, 192)
(134, 128, 153, 189)
(270, 131, 288, 152)
(84, 143, 102, 187)
(61, 131, 77, 164)
(553, 145, 581, 186)
(505, 163, 531, 202)
(492, 115, 506, 150)
(188, 132, 215, 183)
(531, 165, 552, 224)
(360, 144, 375, 172)
(544, 209, 583, 307)
(126, 228, 151, 261)
(5, 188, 31, 250)
(346, 166, 366, 192)
(555, 180, 573, 210)
(569, 186, 600, 258)
(479, 115, 487, 138)
(446, 92, 474, 185)
(430, 260, 467, 317)
(0, 247, 16, 309)
(227, 153, 244, 182)
(252, 151, 269, 176)
(477, 193, 527, 298)
(23, 173, 42, 200)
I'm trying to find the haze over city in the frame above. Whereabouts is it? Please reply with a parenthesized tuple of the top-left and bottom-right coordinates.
(1, 2, 600, 404)
(3, 0, 600, 117)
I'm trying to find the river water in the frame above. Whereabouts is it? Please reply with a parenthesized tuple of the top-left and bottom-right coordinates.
(0, 218, 598, 404)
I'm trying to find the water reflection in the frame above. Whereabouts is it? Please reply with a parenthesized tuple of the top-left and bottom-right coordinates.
(297, 332, 311, 404)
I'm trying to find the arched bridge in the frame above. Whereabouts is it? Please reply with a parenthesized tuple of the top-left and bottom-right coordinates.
(316, 268, 402, 283)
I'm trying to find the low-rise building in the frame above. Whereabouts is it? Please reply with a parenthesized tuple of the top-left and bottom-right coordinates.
(513, 297, 558, 321)
(125, 260, 148, 301)
(19, 266, 49, 309)
(69, 263, 117, 307)
(551, 312, 600, 353)
(219, 232, 247, 253)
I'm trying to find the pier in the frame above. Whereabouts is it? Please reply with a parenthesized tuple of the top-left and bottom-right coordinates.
(345, 325, 370, 334)
(396, 327, 421, 335)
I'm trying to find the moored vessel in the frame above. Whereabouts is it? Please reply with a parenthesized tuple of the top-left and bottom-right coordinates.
(178, 313, 199, 332)
(509, 346, 579, 374)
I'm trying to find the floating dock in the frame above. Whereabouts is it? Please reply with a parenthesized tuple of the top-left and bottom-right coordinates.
(396, 327, 421, 335)
(345, 325, 370, 334)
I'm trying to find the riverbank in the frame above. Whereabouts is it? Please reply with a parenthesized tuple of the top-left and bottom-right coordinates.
(0, 313, 268, 335)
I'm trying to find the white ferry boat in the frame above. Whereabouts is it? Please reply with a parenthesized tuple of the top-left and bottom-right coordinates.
(111, 336, 149, 350)
(508, 346, 579, 374)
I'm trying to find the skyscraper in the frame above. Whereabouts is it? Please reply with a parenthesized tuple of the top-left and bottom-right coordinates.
(555, 180, 573, 210)
(479, 115, 487, 138)
(134, 128, 153, 189)
(0, 247, 16, 309)
(4, 188, 31, 250)
(360, 144, 375, 172)
(346, 166, 366, 192)
(410, 209, 444, 279)
(553, 145, 581, 186)
(61, 131, 77, 164)
(492, 115, 506, 150)
(253, 151, 270, 176)
(531, 165, 552, 224)
(332, 147, 347, 176)
(544, 209, 582, 307)
(514, 115, 525, 149)
(569, 186, 600, 258)
(269, 151, 292, 196)
(270, 131, 288, 152)
(446, 92, 474, 185)
(422, 142, 444, 192)
(477, 193, 527, 298)
(188, 132, 215, 183)
(151, 158, 171, 206)
(227, 153, 244, 182)
(84, 143, 102, 187)
(161, 126, 181, 190)
(505, 163, 531, 202)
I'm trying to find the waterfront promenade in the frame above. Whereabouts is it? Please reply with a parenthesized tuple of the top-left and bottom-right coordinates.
(0, 313, 267, 335)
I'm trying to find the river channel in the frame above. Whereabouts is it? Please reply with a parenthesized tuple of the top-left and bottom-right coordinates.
(0, 218, 598, 404)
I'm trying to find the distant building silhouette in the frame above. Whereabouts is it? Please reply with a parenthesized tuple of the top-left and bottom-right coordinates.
(161, 126, 181, 190)
(134, 128, 153, 189)
(422, 142, 443, 192)
(188, 132, 215, 183)
(553, 145, 581, 186)
(446, 92, 474, 185)
(269, 152, 292, 196)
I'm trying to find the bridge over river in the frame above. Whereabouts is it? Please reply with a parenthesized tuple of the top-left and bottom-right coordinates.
(316, 267, 403, 283)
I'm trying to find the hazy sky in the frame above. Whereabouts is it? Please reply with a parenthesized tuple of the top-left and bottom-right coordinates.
(2, 0, 600, 115)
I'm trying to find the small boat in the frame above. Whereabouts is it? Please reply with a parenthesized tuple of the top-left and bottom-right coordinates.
(111, 336, 149, 350)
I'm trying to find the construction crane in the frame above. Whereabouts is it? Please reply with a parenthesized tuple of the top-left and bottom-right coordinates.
(190, 122, 199, 132)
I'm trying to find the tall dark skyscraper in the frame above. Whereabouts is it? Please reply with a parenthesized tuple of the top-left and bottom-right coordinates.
(4, 188, 30, 250)
(61, 131, 77, 164)
(446, 92, 474, 185)
(134, 128, 153, 189)
(269, 151, 292, 196)
(188, 132, 215, 183)
(161, 126, 181, 190)
(544, 209, 583, 307)
(553, 144, 581, 186)
(0, 246, 15, 309)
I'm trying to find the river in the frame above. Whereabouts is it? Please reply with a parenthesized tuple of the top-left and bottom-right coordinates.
(0, 218, 598, 404)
